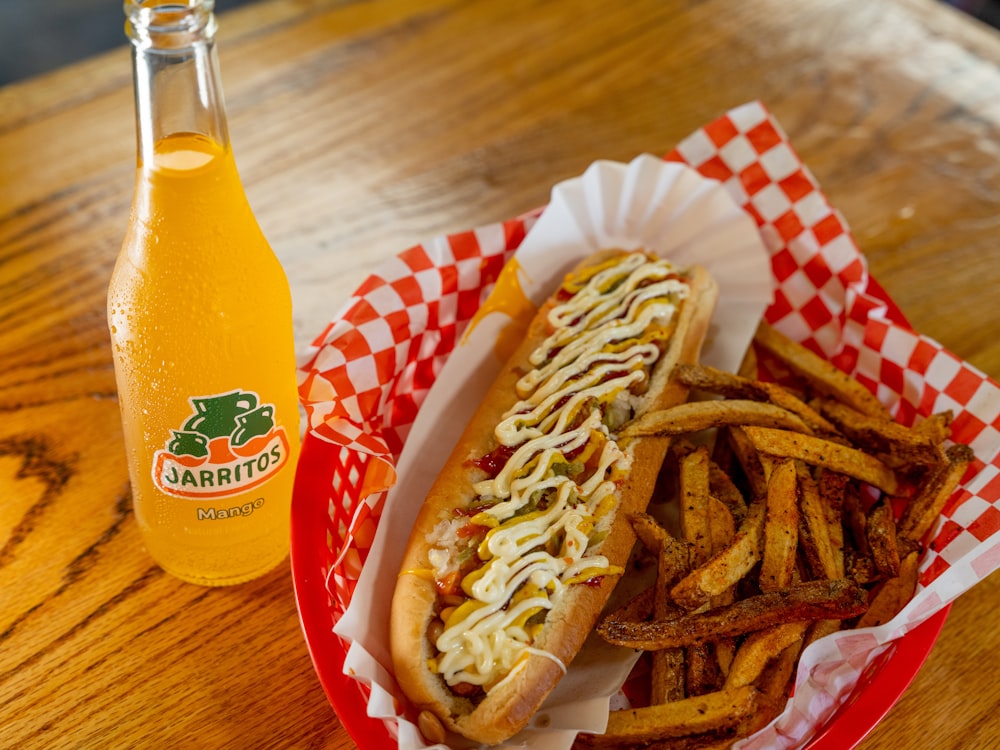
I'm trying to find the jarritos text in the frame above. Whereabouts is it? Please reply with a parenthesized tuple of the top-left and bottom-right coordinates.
(152, 390, 291, 499)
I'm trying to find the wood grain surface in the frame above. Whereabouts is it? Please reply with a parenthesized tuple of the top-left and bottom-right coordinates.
(1, 0, 998, 748)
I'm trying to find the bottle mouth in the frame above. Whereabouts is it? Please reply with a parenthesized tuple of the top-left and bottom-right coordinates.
(125, 0, 217, 48)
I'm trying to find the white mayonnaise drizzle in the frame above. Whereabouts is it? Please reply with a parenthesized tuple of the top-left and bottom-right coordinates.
(429, 252, 689, 690)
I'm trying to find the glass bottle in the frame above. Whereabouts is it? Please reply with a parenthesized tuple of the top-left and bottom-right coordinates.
(108, 0, 301, 585)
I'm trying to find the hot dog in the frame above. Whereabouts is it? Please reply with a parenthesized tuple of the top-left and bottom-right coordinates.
(390, 249, 719, 745)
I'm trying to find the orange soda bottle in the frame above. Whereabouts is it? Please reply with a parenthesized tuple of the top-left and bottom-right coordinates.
(108, 0, 301, 585)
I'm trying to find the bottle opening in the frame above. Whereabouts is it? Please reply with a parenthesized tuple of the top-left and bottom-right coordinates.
(125, 0, 218, 48)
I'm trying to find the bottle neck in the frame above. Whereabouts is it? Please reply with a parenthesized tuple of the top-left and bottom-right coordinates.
(126, 0, 230, 168)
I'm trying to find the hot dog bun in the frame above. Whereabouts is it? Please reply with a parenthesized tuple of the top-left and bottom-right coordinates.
(390, 250, 718, 745)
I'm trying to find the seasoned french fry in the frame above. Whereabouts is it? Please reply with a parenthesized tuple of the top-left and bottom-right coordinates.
(841, 482, 869, 556)
(796, 463, 844, 580)
(685, 642, 723, 697)
(705, 496, 738, 684)
(815, 398, 942, 469)
(623, 399, 813, 438)
(804, 618, 844, 649)
(756, 637, 804, 704)
(708, 496, 736, 562)
(899, 443, 975, 541)
(724, 621, 808, 689)
(680, 447, 714, 566)
(913, 410, 953, 445)
(652, 535, 693, 704)
(655, 535, 692, 593)
(742, 426, 899, 495)
(673, 363, 771, 401)
(642, 735, 742, 750)
(855, 550, 920, 628)
(669, 495, 766, 611)
(583, 685, 764, 745)
(708, 459, 748, 525)
(673, 363, 837, 435)
(678, 448, 724, 695)
(846, 551, 880, 585)
(758, 381, 840, 435)
(631, 511, 670, 553)
(599, 579, 868, 650)
(816, 469, 848, 573)
(652, 647, 688, 706)
(638, 734, 742, 750)
(759, 459, 800, 592)
(727, 426, 769, 501)
(753, 321, 889, 417)
(866, 499, 901, 578)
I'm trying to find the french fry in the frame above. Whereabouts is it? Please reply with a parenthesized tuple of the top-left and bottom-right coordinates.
(841, 482, 869, 556)
(758, 381, 840, 435)
(846, 551, 880, 586)
(866, 499, 901, 578)
(669, 495, 766, 611)
(759, 459, 800, 592)
(678, 448, 723, 695)
(898, 443, 975, 541)
(742, 426, 899, 495)
(642, 735, 742, 750)
(913, 410, 953, 445)
(674, 364, 837, 435)
(599, 578, 868, 650)
(723, 621, 809, 689)
(727, 426, 769, 501)
(631, 511, 670, 553)
(753, 321, 889, 418)
(679, 447, 714, 566)
(814, 398, 942, 469)
(623, 399, 813, 438)
(708, 496, 736, 563)
(652, 535, 693, 704)
(816, 469, 848, 574)
(708, 459, 748, 525)
(804, 617, 844, 649)
(685, 643, 723, 697)
(705, 497, 738, 684)
(673, 363, 771, 401)
(756, 637, 804, 704)
(796, 463, 845, 579)
(581, 685, 764, 745)
(638, 734, 743, 750)
(652, 646, 688, 706)
(855, 550, 920, 628)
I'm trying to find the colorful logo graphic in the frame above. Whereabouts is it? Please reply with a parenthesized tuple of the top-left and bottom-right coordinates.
(152, 390, 290, 499)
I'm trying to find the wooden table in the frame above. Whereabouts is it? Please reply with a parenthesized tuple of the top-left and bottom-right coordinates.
(2, 0, 998, 747)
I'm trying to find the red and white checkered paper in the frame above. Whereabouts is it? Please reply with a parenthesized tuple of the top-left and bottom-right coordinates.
(295, 100, 1000, 748)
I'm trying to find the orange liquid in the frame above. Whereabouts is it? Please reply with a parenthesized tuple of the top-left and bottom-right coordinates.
(108, 133, 301, 585)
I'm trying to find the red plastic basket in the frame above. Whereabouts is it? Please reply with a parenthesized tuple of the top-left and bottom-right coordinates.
(289, 273, 949, 750)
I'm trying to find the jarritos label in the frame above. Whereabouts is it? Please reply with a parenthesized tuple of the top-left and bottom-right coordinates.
(153, 389, 291, 499)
